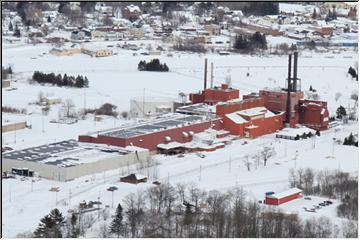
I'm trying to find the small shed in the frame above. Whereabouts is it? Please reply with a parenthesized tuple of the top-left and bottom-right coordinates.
(265, 188, 302, 205)
(120, 173, 147, 184)
(157, 142, 185, 155)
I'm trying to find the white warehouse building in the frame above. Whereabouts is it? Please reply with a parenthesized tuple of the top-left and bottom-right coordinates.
(130, 96, 176, 118)
(2, 140, 150, 181)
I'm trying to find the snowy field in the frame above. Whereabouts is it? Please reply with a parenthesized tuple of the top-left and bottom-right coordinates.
(2, 41, 358, 237)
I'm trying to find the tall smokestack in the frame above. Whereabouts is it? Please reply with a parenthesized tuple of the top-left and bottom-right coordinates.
(286, 54, 292, 124)
(293, 51, 298, 92)
(204, 58, 208, 90)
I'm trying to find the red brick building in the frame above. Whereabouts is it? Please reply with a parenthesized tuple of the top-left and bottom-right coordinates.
(298, 99, 329, 130)
(79, 115, 223, 152)
(265, 188, 302, 205)
(216, 97, 264, 116)
(190, 84, 240, 105)
(259, 90, 304, 127)
(223, 107, 285, 138)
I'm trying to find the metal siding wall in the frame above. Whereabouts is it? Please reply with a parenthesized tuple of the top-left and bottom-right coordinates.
(2, 151, 150, 181)
(64, 150, 149, 181)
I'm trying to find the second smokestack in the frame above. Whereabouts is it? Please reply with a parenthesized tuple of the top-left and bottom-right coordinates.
(293, 52, 298, 92)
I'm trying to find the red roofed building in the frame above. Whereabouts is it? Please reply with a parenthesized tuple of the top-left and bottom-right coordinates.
(265, 188, 302, 205)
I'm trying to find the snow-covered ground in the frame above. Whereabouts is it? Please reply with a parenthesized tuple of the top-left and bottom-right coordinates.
(2, 121, 358, 237)
(2, 41, 358, 237)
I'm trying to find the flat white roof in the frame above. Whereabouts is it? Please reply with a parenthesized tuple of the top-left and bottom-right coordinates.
(276, 127, 316, 138)
(267, 188, 302, 199)
(225, 107, 276, 125)
(157, 141, 184, 150)
(238, 107, 274, 118)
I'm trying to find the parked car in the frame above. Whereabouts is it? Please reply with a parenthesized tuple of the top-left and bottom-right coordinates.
(107, 186, 118, 191)
(304, 196, 312, 200)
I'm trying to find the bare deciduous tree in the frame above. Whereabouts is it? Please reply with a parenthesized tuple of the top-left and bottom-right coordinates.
(259, 146, 275, 166)
(62, 99, 75, 118)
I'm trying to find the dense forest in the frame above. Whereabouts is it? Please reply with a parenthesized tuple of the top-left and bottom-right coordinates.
(138, 59, 169, 72)
(32, 71, 89, 88)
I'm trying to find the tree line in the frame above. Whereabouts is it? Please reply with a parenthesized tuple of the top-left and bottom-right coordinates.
(138, 59, 169, 72)
(233, 32, 267, 52)
(32, 71, 89, 88)
(31, 179, 357, 238)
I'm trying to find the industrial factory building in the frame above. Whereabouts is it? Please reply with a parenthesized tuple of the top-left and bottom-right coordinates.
(2, 140, 149, 181)
(79, 114, 223, 152)
(79, 52, 329, 152)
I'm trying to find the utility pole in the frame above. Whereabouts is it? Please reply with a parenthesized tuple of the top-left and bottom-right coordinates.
(142, 88, 145, 117)
(199, 165, 202, 181)
(332, 138, 336, 158)
(111, 191, 114, 208)
(42, 108, 45, 133)
(229, 155, 232, 173)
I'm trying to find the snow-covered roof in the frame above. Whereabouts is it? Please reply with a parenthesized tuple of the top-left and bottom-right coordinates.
(276, 127, 316, 138)
(126, 4, 141, 13)
(238, 107, 274, 118)
(157, 141, 184, 150)
(225, 112, 248, 124)
(267, 188, 302, 199)
(3, 140, 145, 167)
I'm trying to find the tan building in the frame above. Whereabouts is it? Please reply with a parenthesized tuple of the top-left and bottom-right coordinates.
(2, 121, 27, 133)
(49, 48, 82, 56)
(128, 28, 145, 39)
(204, 24, 221, 35)
(91, 30, 107, 40)
(2, 140, 150, 181)
(2, 80, 10, 88)
(81, 48, 113, 57)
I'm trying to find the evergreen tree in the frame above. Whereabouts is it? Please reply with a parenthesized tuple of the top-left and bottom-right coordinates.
(33, 208, 65, 238)
(183, 204, 193, 226)
(34, 215, 56, 238)
(50, 208, 66, 238)
(84, 76, 89, 87)
(13, 25, 21, 37)
(309, 85, 313, 91)
(348, 67, 358, 80)
(69, 213, 80, 238)
(312, 8, 317, 19)
(47, 16, 51, 23)
(110, 203, 124, 237)
(336, 105, 347, 119)
(9, 21, 13, 31)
